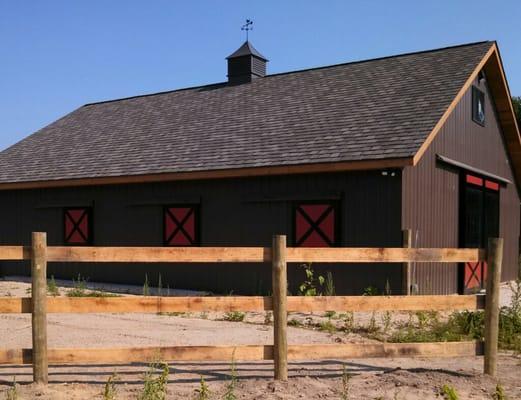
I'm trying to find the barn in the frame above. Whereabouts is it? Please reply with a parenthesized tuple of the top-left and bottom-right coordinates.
(0, 40, 519, 295)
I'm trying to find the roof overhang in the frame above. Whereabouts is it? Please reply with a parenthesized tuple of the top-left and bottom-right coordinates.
(436, 154, 511, 184)
(0, 157, 413, 191)
(413, 42, 521, 192)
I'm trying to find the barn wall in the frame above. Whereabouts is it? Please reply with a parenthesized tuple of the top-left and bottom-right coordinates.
(0, 170, 402, 295)
(402, 76, 520, 294)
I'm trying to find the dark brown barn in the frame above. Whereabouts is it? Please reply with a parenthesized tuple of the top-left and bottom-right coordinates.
(0, 40, 519, 295)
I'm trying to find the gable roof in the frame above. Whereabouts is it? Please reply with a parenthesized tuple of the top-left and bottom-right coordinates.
(0, 40, 519, 190)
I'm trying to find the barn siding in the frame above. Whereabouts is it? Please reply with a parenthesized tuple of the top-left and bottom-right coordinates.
(402, 76, 520, 294)
(0, 170, 402, 295)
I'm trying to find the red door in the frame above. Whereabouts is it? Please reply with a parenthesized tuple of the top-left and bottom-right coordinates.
(460, 174, 499, 292)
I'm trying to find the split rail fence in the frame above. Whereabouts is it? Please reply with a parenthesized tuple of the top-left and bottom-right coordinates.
(0, 232, 503, 384)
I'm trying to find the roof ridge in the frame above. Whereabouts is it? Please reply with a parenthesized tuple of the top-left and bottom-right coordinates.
(83, 40, 493, 108)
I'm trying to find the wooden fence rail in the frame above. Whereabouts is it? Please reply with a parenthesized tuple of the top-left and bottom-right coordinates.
(0, 232, 502, 384)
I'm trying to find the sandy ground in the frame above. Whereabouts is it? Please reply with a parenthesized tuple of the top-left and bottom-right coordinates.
(1, 278, 520, 399)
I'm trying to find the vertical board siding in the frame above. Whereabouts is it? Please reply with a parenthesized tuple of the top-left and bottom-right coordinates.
(403, 76, 520, 294)
(0, 171, 402, 295)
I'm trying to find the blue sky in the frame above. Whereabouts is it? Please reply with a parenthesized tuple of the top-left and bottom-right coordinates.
(1, 1, 520, 151)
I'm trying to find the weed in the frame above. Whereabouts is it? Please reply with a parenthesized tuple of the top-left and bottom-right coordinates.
(367, 312, 378, 334)
(324, 310, 336, 319)
(47, 275, 60, 296)
(492, 383, 507, 400)
(103, 373, 119, 400)
(384, 279, 392, 296)
(264, 311, 272, 325)
(340, 312, 354, 332)
(415, 311, 429, 329)
(382, 311, 392, 335)
(340, 364, 351, 400)
(199, 311, 209, 320)
(66, 274, 88, 297)
(288, 318, 304, 327)
(195, 376, 211, 400)
(362, 286, 378, 296)
(440, 384, 459, 400)
(298, 263, 324, 296)
(318, 320, 337, 334)
(143, 274, 150, 296)
(66, 275, 119, 298)
(5, 377, 17, 400)
(223, 353, 238, 400)
(223, 311, 245, 322)
(157, 274, 162, 297)
(139, 361, 169, 400)
(324, 271, 335, 296)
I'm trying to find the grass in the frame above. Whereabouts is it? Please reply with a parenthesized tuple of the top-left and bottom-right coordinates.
(384, 282, 521, 353)
(102, 373, 118, 400)
(4, 377, 18, 400)
(47, 275, 60, 296)
(138, 361, 169, 400)
(492, 384, 507, 400)
(66, 274, 121, 298)
(318, 319, 337, 333)
(223, 311, 245, 322)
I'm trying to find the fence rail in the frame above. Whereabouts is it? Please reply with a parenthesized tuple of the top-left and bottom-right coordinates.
(0, 294, 485, 314)
(0, 232, 503, 384)
(1, 245, 484, 263)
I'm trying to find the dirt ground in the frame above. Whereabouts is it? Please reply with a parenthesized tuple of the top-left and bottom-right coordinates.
(1, 278, 520, 399)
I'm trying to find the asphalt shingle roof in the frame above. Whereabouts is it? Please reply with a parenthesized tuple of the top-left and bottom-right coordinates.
(0, 41, 493, 184)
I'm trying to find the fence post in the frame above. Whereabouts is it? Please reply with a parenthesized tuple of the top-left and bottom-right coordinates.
(272, 234, 288, 380)
(484, 237, 503, 377)
(31, 232, 48, 384)
(402, 229, 412, 295)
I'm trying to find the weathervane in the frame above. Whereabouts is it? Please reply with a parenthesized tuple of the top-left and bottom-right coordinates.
(241, 19, 253, 41)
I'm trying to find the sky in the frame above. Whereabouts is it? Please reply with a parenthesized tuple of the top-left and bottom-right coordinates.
(0, 0, 520, 151)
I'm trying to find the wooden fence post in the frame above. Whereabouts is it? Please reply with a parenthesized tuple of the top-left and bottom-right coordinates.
(402, 229, 412, 295)
(484, 237, 503, 377)
(31, 232, 48, 384)
(272, 234, 288, 380)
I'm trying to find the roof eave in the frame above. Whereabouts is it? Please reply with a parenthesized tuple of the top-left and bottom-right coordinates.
(0, 157, 413, 191)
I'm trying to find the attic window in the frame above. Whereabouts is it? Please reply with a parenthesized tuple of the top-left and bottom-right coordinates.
(472, 86, 485, 126)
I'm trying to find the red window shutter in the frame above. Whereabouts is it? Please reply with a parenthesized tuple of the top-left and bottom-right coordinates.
(295, 203, 337, 247)
(485, 180, 499, 191)
(164, 206, 199, 246)
(64, 208, 91, 245)
(466, 174, 483, 187)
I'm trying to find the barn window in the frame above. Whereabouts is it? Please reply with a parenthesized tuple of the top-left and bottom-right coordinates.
(294, 201, 339, 247)
(164, 205, 200, 246)
(472, 86, 485, 126)
(64, 207, 92, 245)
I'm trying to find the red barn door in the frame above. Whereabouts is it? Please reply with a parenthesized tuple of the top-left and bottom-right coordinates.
(460, 174, 499, 293)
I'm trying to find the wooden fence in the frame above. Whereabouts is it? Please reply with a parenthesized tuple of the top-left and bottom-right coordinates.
(0, 232, 503, 383)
